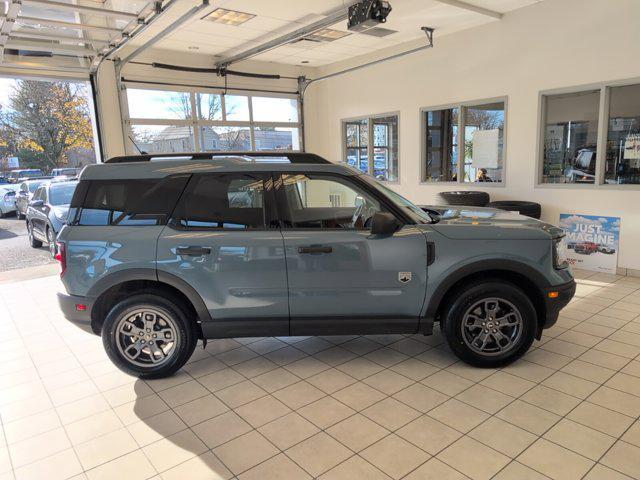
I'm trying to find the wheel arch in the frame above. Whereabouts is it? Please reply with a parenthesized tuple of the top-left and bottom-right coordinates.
(425, 260, 550, 337)
(88, 269, 210, 336)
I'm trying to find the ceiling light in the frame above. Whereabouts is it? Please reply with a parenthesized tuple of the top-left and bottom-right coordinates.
(203, 8, 255, 26)
(303, 28, 351, 42)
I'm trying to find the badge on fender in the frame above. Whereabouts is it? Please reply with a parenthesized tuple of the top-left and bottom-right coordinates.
(398, 272, 412, 283)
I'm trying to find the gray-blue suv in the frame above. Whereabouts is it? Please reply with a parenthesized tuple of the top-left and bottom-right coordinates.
(56, 152, 575, 378)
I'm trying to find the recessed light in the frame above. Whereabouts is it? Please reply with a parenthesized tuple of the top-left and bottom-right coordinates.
(202, 8, 255, 26)
(188, 46, 199, 50)
(301, 60, 309, 64)
(303, 28, 351, 42)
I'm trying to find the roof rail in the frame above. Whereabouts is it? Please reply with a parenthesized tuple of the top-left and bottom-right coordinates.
(105, 151, 331, 164)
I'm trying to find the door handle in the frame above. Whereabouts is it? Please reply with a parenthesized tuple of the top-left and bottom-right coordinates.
(298, 246, 333, 254)
(176, 246, 211, 256)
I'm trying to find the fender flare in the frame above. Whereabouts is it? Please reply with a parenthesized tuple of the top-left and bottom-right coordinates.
(424, 259, 550, 322)
(87, 268, 211, 322)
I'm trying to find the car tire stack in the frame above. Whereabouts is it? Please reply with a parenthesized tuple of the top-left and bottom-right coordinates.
(487, 201, 541, 219)
(438, 191, 490, 207)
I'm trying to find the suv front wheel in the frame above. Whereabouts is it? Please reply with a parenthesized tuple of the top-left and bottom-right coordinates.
(442, 280, 536, 367)
(102, 294, 198, 379)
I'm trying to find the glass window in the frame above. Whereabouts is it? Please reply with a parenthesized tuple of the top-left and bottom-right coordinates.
(196, 93, 223, 120)
(49, 183, 77, 205)
(200, 126, 251, 151)
(281, 174, 382, 229)
(78, 177, 189, 226)
(225, 95, 250, 121)
(424, 108, 458, 182)
(345, 119, 369, 174)
(252, 96, 298, 122)
(174, 174, 266, 229)
(254, 127, 300, 151)
(464, 102, 505, 183)
(372, 116, 398, 182)
(127, 89, 191, 120)
(542, 90, 600, 184)
(131, 125, 195, 154)
(604, 84, 640, 184)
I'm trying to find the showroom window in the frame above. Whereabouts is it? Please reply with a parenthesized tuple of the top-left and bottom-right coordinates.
(342, 114, 399, 182)
(125, 86, 302, 155)
(539, 80, 640, 186)
(422, 100, 505, 183)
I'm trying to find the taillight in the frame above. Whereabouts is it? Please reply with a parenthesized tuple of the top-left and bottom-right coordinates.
(55, 241, 66, 276)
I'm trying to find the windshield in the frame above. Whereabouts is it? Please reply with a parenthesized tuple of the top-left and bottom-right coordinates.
(28, 181, 46, 192)
(22, 170, 44, 178)
(49, 183, 77, 205)
(358, 175, 434, 224)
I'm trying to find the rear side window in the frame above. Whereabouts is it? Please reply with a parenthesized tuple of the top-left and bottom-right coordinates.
(76, 175, 189, 226)
(173, 173, 269, 229)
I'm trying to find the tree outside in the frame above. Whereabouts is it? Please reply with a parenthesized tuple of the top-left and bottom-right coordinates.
(0, 79, 96, 173)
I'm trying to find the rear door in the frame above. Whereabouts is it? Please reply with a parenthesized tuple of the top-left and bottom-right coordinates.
(29, 186, 48, 238)
(276, 172, 428, 335)
(157, 172, 289, 337)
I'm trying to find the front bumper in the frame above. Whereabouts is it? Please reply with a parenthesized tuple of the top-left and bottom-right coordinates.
(540, 279, 576, 330)
(57, 291, 96, 334)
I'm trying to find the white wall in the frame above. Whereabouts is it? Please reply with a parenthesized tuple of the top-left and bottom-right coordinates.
(304, 0, 640, 270)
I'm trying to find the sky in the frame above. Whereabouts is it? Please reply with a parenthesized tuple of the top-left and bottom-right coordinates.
(0, 77, 16, 110)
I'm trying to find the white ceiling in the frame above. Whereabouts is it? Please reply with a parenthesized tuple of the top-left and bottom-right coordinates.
(153, 0, 545, 67)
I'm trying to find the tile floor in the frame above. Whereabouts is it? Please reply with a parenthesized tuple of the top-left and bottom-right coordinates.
(1, 269, 640, 480)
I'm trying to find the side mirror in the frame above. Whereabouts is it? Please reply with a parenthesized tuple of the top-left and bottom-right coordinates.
(371, 211, 399, 235)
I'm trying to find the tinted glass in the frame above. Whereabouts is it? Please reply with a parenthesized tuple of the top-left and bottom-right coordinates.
(605, 84, 640, 184)
(464, 102, 505, 183)
(28, 180, 46, 192)
(174, 174, 267, 229)
(281, 174, 382, 229)
(49, 183, 77, 205)
(542, 90, 599, 184)
(424, 108, 459, 182)
(78, 176, 189, 226)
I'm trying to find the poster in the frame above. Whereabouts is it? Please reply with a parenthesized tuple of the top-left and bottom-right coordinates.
(624, 133, 640, 161)
(559, 214, 620, 274)
(472, 129, 499, 169)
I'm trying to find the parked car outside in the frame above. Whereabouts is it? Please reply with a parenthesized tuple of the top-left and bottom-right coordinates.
(0, 176, 9, 185)
(0, 184, 21, 217)
(56, 152, 575, 379)
(597, 245, 616, 254)
(15, 178, 51, 219)
(51, 167, 81, 177)
(7, 169, 45, 183)
(26, 180, 77, 257)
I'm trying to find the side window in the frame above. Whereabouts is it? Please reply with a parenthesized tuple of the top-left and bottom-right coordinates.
(32, 187, 43, 202)
(280, 174, 383, 229)
(78, 176, 189, 226)
(173, 173, 268, 229)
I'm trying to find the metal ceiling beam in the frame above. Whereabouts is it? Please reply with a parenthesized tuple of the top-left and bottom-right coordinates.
(0, 0, 21, 63)
(215, 5, 352, 68)
(21, 0, 137, 20)
(15, 15, 122, 33)
(433, 0, 502, 19)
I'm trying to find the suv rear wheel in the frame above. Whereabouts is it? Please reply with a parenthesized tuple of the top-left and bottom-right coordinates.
(102, 294, 198, 379)
(27, 221, 42, 248)
(442, 280, 536, 367)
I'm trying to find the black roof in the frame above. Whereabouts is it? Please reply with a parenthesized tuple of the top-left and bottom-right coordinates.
(105, 151, 331, 165)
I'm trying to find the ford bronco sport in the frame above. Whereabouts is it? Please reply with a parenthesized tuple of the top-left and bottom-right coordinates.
(56, 152, 575, 378)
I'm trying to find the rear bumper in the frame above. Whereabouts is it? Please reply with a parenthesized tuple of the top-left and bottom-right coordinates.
(540, 279, 576, 330)
(57, 291, 96, 335)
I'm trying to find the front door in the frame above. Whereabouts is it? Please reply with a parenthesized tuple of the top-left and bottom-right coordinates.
(157, 172, 289, 338)
(276, 173, 428, 335)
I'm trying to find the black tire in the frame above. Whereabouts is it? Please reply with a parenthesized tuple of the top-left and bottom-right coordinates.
(487, 201, 541, 219)
(46, 227, 57, 258)
(438, 191, 490, 207)
(17, 212, 25, 220)
(442, 280, 537, 368)
(102, 293, 198, 379)
(27, 221, 43, 248)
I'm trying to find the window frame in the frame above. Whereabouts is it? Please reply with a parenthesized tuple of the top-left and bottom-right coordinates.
(122, 83, 303, 155)
(341, 112, 400, 184)
(420, 97, 508, 186)
(536, 76, 640, 189)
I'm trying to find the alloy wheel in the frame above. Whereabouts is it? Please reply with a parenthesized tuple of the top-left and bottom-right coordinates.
(115, 308, 179, 367)
(47, 229, 56, 257)
(460, 297, 523, 356)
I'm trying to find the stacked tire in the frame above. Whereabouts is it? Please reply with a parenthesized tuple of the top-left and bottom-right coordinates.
(438, 191, 490, 207)
(487, 201, 541, 219)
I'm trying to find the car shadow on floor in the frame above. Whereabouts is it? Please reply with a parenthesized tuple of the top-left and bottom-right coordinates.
(0, 228, 17, 240)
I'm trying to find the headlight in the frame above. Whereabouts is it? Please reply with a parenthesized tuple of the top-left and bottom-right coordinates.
(553, 237, 569, 269)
